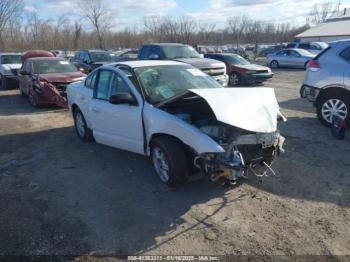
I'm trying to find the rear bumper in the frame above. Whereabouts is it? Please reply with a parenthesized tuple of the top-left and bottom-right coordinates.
(241, 73, 273, 83)
(300, 84, 321, 102)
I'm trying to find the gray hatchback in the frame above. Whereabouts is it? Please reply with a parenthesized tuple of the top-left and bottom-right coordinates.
(301, 40, 350, 127)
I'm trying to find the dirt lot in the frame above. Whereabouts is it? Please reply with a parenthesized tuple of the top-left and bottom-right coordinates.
(0, 69, 349, 259)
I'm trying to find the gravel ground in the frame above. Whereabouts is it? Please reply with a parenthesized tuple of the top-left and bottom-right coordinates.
(0, 69, 349, 260)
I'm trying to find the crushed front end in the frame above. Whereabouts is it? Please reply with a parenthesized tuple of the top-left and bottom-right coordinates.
(194, 125, 285, 184)
(31, 78, 72, 108)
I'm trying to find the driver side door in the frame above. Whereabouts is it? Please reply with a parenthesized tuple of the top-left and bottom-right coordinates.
(89, 69, 144, 154)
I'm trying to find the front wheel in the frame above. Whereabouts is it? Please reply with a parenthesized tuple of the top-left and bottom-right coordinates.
(229, 72, 241, 86)
(150, 137, 189, 187)
(317, 93, 349, 127)
(74, 109, 93, 142)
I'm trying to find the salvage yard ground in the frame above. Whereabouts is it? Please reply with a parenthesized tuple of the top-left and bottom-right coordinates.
(0, 69, 349, 258)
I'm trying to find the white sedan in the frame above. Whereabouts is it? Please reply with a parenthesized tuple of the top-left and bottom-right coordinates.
(67, 60, 285, 187)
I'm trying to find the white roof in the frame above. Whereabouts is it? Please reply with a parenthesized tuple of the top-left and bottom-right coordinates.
(296, 19, 350, 38)
(112, 60, 187, 68)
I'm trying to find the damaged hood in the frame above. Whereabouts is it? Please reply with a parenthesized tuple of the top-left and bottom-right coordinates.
(39, 71, 86, 83)
(190, 88, 280, 133)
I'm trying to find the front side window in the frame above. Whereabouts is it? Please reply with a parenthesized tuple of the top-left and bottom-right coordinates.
(85, 71, 97, 89)
(32, 60, 78, 74)
(340, 47, 350, 62)
(96, 70, 113, 100)
(134, 65, 222, 104)
(1, 55, 21, 64)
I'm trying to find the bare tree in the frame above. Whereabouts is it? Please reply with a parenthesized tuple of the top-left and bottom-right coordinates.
(81, 0, 112, 49)
(73, 21, 82, 50)
(227, 15, 250, 48)
(307, 2, 337, 25)
(0, 0, 23, 48)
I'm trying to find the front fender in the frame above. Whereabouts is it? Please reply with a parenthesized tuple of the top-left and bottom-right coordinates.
(143, 103, 225, 155)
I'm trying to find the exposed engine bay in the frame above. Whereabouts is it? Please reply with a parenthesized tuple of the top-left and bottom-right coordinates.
(159, 92, 285, 184)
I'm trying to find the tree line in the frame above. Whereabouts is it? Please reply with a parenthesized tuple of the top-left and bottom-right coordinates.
(0, 0, 339, 52)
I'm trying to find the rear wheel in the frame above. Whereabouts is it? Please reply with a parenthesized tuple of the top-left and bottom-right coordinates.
(150, 136, 189, 187)
(317, 92, 350, 127)
(73, 109, 93, 142)
(270, 60, 279, 68)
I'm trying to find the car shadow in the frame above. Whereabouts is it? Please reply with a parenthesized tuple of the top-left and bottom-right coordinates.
(246, 115, 350, 207)
(0, 90, 64, 116)
(0, 122, 349, 256)
(279, 97, 316, 114)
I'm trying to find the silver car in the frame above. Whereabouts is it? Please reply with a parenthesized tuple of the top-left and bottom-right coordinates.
(267, 49, 315, 69)
(0, 53, 22, 89)
(301, 40, 350, 127)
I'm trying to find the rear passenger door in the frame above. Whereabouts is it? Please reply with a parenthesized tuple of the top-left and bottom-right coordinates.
(89, 69, 144, 154)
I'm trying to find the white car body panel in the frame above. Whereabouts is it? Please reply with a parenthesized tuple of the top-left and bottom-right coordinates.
(67, 62, 281, 157)
(190, 88, 279, 133)
(143, 103, 225, 155)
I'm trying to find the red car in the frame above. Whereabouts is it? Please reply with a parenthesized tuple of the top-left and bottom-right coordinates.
(18, 50, 86, 108)
(205, 53, 273, 86)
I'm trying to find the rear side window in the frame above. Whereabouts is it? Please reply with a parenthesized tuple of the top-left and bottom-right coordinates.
(340, 47, 350, 62)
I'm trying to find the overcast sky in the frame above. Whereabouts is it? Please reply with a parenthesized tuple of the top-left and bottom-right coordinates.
(24, 0, 350, 30)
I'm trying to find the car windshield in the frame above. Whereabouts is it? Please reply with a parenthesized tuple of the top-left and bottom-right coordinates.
(32, 60, 78, 74)
(134, 65, 222, 104)
(90, 52, 112, 62)
(161, 46, 201, 59)
(1, 55, 21, 64)
(224, 54, 250, 65)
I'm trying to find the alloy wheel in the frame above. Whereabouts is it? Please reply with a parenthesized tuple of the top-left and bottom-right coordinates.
(75, 112, 86, 138)
(152, 147, 170, 183)
(321, 98, 348, 124)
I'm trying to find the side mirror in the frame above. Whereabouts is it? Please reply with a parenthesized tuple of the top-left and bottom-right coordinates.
(109, 93, 137, 106)
(20, 70, 29, 75)
(148, 54, 160, 60)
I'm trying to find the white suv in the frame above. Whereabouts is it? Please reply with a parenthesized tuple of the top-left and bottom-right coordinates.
(301, 40, 350, 127)
(0, 53, 22, 90)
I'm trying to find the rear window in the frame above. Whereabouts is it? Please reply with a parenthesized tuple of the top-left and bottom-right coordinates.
(340, 47, 350, 62)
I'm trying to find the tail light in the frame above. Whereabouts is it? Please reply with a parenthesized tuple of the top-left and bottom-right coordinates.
(307, 59, 320, 72)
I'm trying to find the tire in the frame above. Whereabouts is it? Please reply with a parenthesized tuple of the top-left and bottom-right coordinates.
(28, 91, 39, 108)
(317, 92, 350, 127)
(270, 60, 279, 69)
(150, 136, 189, 187)
(229, 72, 241, 86)
(0, 74, 7, 90)
(73, 109, 93, 142)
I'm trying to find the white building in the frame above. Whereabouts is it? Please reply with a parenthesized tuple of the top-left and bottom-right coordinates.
(295, 8, 350, 42)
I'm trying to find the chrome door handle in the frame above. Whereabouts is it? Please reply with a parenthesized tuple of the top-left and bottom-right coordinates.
(92, 107, 100, 113)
